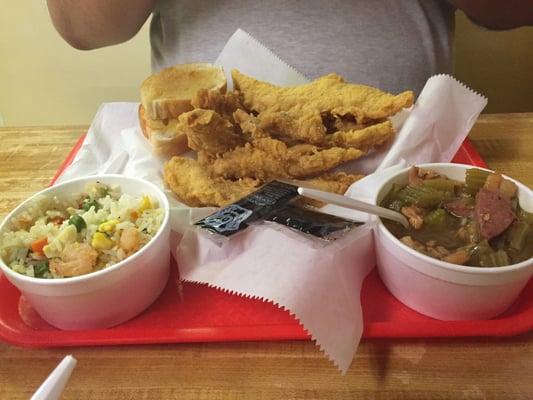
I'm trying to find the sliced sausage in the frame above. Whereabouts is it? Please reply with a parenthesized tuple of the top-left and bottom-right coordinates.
(475, 188, 516, 239)
(444, 198, 473, 218)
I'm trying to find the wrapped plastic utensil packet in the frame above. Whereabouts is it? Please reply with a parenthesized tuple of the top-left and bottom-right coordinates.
(194, 180, 358, 243)
(55, 29, 487, 373)
(194, 180, 300, 239)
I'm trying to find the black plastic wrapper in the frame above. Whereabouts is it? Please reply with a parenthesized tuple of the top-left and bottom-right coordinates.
(194, 180, 358, 240)
(265, 204, 359, 240)
(194, 181, 299, 237)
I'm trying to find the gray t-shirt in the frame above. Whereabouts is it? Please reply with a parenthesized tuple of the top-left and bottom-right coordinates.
(150, 0, 454, 94)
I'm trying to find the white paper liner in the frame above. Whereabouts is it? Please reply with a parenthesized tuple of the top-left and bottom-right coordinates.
(178, 223, 376, 373)
(55, 29, 487, 373)
(215, 29, 309, 89)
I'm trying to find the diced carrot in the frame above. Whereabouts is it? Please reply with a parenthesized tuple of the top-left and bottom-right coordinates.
(130, 210, 139, 221)
(31, 238, 48, 255)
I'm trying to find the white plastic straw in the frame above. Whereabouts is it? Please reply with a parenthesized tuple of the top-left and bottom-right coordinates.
(31, 355, 77, 400)
(297, 187, 410, 228)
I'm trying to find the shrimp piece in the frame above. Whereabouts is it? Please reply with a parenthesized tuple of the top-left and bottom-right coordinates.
(11, 211, 33, 231)
(49, 242, 98, 277)
(119, 227, 142, 255)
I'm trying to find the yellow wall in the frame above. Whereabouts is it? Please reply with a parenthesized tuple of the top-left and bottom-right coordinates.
(0, 5, 532, 126)
(0, 3, 151, 126)
(454, 12, 533, 113)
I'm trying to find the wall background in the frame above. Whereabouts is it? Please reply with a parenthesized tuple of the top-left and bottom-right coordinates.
(0, 3, 150, 126)
(1, 4, 532, 126)
(454, 12, 533, 113)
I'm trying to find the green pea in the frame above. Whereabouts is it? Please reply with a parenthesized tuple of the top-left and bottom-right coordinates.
(34, 261, 50, 278)
(68, 215, 87, 232)
(82, 198, 100, 211)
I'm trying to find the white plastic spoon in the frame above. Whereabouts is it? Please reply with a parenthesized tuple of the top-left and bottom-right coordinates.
(297, 187, 410, 228)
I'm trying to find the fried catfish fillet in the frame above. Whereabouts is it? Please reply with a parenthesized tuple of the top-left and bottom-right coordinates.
(225, 110, 363, 180)
(191, 89, 244, 122)
(322, 113, 373, 133)
(232, 69, 414, 122)
(233, 108, 325, 144)
(327, 120, 395, 151)
(254, 110, 326, 144)
(294, 172, 365, 208)
(163, 156, 260, 207)
(209, 136, 363, 181)
(232, 109, 267, 140)
(179, 109, 245, 155)
(235, 105, 327, 145)
(303, 172, 364, 194)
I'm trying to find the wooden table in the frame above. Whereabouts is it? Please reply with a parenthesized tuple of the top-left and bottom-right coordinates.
(0, 114, 532, 399)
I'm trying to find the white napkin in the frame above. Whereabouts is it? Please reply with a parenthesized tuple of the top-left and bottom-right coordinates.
(55, 29, 487, 373)
(179, 223, 375, 373)
(215, 28, 309, 89)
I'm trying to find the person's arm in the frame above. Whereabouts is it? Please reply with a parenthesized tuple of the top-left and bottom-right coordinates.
(46, 0, 156, 50)
(449, 0, 533, 30)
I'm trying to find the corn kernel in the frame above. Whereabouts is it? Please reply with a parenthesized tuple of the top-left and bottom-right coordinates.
(91, 232, 115, 250)
(98, 219, 119, 233)
(138, 195, 152, 213)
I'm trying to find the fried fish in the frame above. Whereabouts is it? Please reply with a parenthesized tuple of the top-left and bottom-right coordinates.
(209, 136, 363, 181)
(232, 69, 414, 123)
(179, 109, 245, 155)
(164, 156, 260, 207)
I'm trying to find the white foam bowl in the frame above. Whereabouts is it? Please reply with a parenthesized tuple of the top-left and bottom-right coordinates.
(374, 163, 533, 321)
(0, 175, 171, 330)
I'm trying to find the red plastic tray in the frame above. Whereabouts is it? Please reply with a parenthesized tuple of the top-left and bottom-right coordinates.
(0, 136, 531, 347)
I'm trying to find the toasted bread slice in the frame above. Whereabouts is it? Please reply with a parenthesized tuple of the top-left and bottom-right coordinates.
(139, 104, 189, 156)
(141, 63, 226, 120)
(138, 104, 150, 139)
(150, 128, 189, 157)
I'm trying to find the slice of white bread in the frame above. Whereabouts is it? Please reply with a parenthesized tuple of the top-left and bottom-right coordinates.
(140, 63, 227, 120)
(150, 129, 189, 157)
(138, 104, 189, 157)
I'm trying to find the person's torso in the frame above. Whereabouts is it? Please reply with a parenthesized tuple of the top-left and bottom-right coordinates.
(150, 0, 454, 94)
